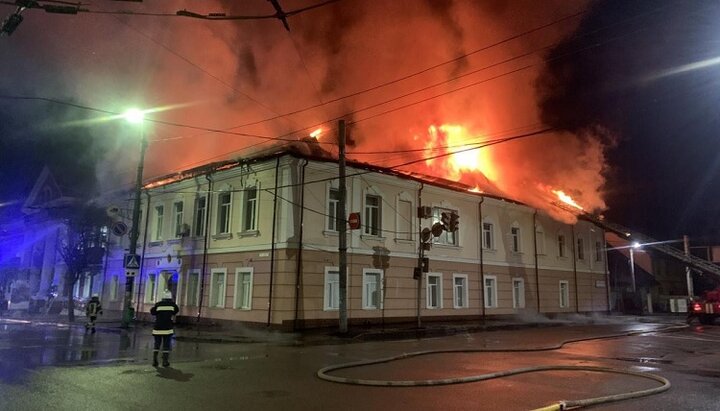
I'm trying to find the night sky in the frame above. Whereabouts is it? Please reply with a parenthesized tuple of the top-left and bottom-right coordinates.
(1, 0, 720, 245)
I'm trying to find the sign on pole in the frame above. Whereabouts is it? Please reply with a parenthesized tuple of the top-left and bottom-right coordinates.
(348, 212, 361, 230)
(124, 254, 140, 269)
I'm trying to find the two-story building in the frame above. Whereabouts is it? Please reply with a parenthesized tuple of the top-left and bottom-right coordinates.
(101, 147, 609, 329)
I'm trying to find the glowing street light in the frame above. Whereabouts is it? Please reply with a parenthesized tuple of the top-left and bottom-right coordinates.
(123, 108, 145, 124)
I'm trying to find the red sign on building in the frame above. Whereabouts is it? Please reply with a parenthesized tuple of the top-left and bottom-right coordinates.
(348, 212, 361, 230)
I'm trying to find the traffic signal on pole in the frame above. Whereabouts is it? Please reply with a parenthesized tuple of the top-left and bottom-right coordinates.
(448, 212, 459, 232)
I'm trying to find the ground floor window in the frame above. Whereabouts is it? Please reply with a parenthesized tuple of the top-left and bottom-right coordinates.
(324, 267, 340, 310)
(158, 271, 179, 301)
(484, 275, 497, 308)
(559, 280, 569, 308)
(362, 268, 383, 309)
(452, 274, 467, 309)
(512, 278, 525, 309)
(427, 273, 442, 309)
(210, 269, 226, 308)
(144, 273, 156, 303)
(234, 267, 253, 310)
(185, 270, 200, 306)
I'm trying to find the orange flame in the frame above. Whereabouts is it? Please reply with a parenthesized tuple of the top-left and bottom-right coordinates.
(309, 128, 323, 139)
(424, 124, 497, 182)
(552, 190, 584, 211)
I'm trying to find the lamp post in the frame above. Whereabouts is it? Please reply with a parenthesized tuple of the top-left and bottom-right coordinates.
(629, 241, 640, 293)
(121, 108, 146, 328)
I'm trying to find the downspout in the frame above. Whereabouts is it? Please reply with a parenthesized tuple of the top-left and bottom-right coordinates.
(293, 159, 308, 331)
(571, 227, 579, 313)
(197, 174, 213, 322)
(99, 236, 110, 302)
(533, 210, 540, 313)
(267, 157, 280, 327)
(604, 230, 611, 314)
(135, 190, 151, 316)
(478, 197, 485, 321)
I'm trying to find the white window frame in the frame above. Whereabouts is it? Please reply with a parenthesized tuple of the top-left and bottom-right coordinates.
(210, 268, 227, 308)
(145, 272, 157, 303)
(595, 240, 603, 262)
(216, 191, 232, 234)
(512, 278, 525, 309)
(559, 280, 569, 308)
(535, 225, 546, 255)
(483, 275, 498, 308)
(482, 221, 494, 250)
(557, 233, 566, 257)
(432, 207, 458, 246)
(324, 266, 349, 311)
(184, 269, 200, 307)
(510, 223, 521, 253)
(173, 200, 184, 237)
(234, 267, 253, 310)
(109, 275, 119, 301)
(326, 185, 340, 232)
(154, 205, 164, 240)
(576, 237, 585, 260)
(242, 184, 259, 232)
(452, 274, 468, 309)
(362, 268, 383, 309)
(396, 193, 414, 241)
(193, 196, 207, 237)
(364, 193, 382, 236)
(426, 272, 443, 309)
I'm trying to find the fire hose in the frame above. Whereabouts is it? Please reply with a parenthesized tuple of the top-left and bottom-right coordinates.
(316, 325, 686, 410)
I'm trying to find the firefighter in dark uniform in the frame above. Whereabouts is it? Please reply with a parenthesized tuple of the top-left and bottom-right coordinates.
(85, 294, 103, 333)
(150, 290, 179, 367)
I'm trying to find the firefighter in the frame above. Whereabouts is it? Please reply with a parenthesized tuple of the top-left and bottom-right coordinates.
(150, 289, 179, 367)
(85, 294, 103, 333)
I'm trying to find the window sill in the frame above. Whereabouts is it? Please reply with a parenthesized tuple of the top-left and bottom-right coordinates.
(212, 233, 233, 240)
(432, 243, 462, 250)
(323, 230, 339, 237)
(453, 306, 468, 309)
(323, 307, 339, 312)
(394, 238, 414, 244)
(360, 235, 385, 242)
(167, 239, 182, 245)
(361, 306, 381, 310)
(149, 241, 164, 247)
(238, 230, 259, 238)
(234, 307, 252, 311)
(482, 248, 497, 253)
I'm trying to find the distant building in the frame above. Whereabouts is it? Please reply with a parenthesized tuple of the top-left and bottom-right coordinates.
(101, 148, 609, 329)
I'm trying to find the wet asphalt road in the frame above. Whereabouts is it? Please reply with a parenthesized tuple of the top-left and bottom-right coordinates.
(1, 318, 720, 410)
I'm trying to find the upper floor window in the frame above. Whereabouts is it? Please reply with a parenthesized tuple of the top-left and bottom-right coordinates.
(194, 196, 206, 237)
(595, 240, 604, 262)
(536, 226, 545, 255)
(327, 187, 340, 232)
(154, 205, 164, 240)
(397, 198, 413, 241)
(364, 194, 382, 236)
(482, 222, 494, 250)
(433, 207, 458, 246)
(557, 233, 566, 257)
(243, 186, 258, 232)
(173, 201, 184, 237)
(217, 192, 232, 234)
(576, 237, 585, 260)
(511, 224, 521, 253)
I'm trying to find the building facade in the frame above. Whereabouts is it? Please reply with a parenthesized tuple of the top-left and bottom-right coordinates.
(102, 151, 610, 329)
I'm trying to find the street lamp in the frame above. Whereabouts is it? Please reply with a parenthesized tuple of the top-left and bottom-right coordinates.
(629, 241, 640, 293)
(121, 108, 146, 328)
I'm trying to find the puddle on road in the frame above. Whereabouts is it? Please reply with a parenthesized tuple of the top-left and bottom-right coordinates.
(613, 357, 673, 364)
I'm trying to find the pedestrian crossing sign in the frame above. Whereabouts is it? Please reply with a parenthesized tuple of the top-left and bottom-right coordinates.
(124, 254, 140, 269)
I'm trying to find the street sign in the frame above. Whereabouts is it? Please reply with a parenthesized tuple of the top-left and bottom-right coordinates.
(124, 254, 140, 269)
(348, 212, 361, 230)
(111, 221, 128, 237)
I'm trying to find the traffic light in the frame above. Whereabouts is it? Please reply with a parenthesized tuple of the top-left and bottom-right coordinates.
(448, 212, 459, 232)
(421, 257, 429, 273)
(440, 212, 450, 229)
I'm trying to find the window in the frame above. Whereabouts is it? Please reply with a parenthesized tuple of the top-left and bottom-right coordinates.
(482, 222, 494, 250)
(362, 269, 382, 309)
(427, 273, 442, 309)
(432, 207, 458, 246)
(576, 237, 585, 260)
(194, 197, 207, 237)
(559, 280, 569, 308)
(364, 194, 382, 236)
(243, 186, 258, 232)
(453, 274, 468, 309)
(324, 267, 341, 310)
(234, 268, 253, 310)
(484, 275, 497, 308)
(154, 205, 164, 240)
(557, 234, 566, 257)
(109, 275, 119, 301)
(536, 226, 545, 255)
(397, 199, 413, 240)
(145, 273, 157, 303)
(595, 241, 603, 262)
(185, 270, 200, 306)
(173, 201, 184, 237)
(512, 278, 525, 308)
(327, 187, 340, 231)
(210, 269, 227, 308)
(511, 224, 521, 253)
(217, 192, 231, 234)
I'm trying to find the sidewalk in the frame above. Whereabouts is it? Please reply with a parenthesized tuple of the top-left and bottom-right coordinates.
(0, 311, 689, 346)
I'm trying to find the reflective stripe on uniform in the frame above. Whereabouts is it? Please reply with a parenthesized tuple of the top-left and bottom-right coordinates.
(155, 306, 176, 312)
(152, 329, 174, 335)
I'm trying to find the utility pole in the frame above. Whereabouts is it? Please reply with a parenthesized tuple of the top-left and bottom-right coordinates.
(338, 120, 348, 334)
(416, 190, 424, 328)
(684, 235, 694, 297)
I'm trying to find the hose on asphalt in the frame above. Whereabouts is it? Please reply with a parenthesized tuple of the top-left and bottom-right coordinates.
(316, 324, 685, 410)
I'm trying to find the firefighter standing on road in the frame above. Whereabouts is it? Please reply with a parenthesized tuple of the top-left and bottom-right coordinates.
(150, 290, 179, 367)
(85, 294, 103, 333)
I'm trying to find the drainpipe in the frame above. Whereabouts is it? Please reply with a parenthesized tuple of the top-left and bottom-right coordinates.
(267, 157, 281, 327)
(604, 231, 611, 314)
(293, 159, 308, 331)
(99, 235, 111, 302)
(533, 210, 540, 313)
(135, 190, 151, 317)
(478, 197, 485, 321)
(197, 174, 213, 322)
(571, 227, 579, 313)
